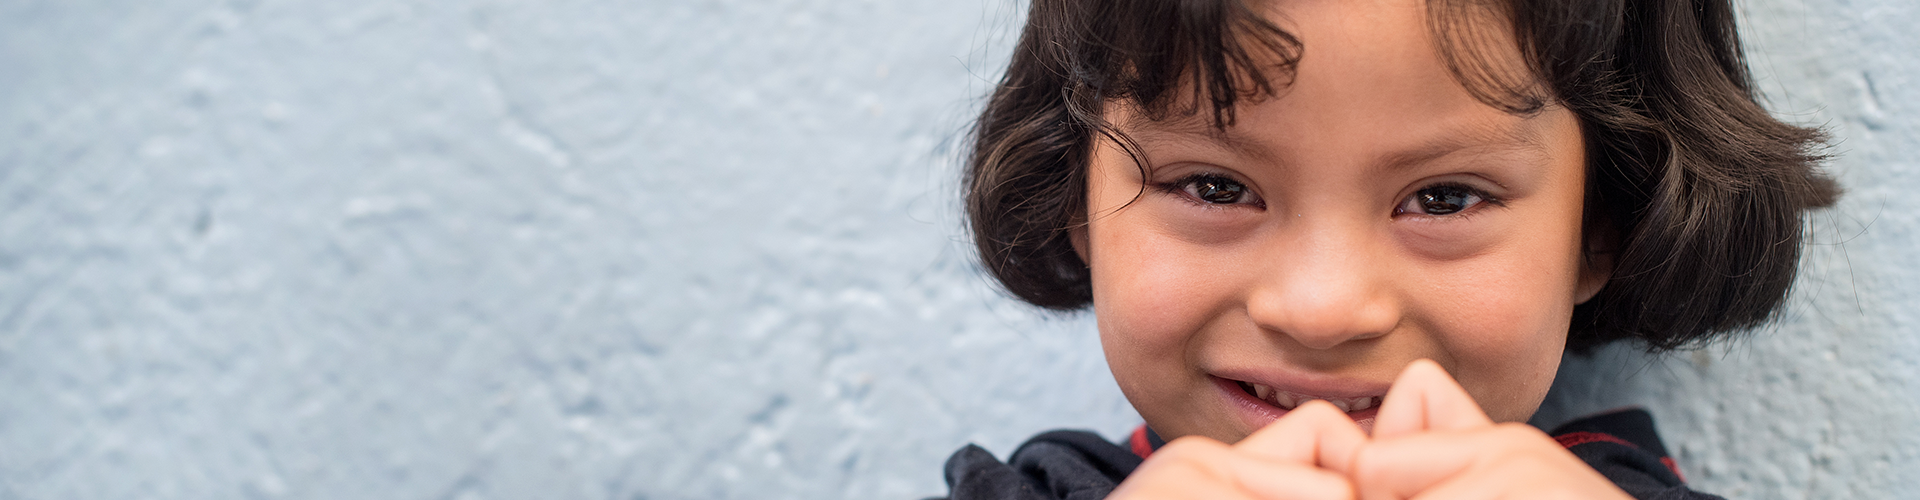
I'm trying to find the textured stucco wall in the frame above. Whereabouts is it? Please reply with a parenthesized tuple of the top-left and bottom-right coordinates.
(1530, 1, 1920, 496)
(0, 1, 1912, 499)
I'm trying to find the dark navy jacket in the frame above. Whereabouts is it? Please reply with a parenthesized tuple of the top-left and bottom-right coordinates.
(936, 408, 1719, 500)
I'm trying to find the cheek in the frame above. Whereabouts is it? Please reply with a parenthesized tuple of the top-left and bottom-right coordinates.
(1083, 180, 1239, 356)
(1088, 225, 1220, 356)
(1421, 240, 1581, 422)
(1085, 215, 1251, 431)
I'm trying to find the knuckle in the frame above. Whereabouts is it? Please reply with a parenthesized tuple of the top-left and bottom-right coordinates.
(1347, 445, 1392, 484)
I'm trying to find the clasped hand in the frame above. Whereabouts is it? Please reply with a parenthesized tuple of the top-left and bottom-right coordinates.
(1108, 360, 1634, 500)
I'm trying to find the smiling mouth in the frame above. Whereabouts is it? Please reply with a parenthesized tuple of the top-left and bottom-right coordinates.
(1233, 380, 1381, 413)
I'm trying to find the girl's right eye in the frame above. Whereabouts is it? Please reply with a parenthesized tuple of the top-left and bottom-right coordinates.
(1164, 173, 1262, 207)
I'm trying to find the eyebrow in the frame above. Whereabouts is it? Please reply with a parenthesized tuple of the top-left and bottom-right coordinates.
(1372, 118, 1554, 174)
(1118, 112, 1555, 173)
(1116, 114, 1267, 160)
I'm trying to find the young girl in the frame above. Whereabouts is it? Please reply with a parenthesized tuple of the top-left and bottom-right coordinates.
(937, 0, 1837, 498)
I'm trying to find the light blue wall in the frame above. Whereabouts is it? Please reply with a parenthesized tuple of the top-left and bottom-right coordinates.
(1532, 1, 1920, 496)
(0, 1, 1912, 499)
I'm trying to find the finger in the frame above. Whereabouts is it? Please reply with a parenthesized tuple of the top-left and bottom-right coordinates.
(1390, 466, 1508, 500)
(1401, 461, 1629, 500)
(1229, 459, 1356, 500)
(1235, 400, 1369, 475)
(1110, 469, 1256, 500)
(1109, 469, 1254, 500)
(1351, 424, 1607, 500)
(1350, 431, 1471, 500)
(1120, 436, 1355, 500)
(1112, 437, 1253, 500)
(1371, 359, 1492, 439)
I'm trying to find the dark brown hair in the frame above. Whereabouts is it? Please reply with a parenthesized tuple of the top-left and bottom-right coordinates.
(963, 0, 1840, 351)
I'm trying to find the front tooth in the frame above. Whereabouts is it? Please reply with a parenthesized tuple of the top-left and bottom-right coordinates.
(1273, 391, 1297, 409)
(1253, 384, 1272, 402)
(1326, 398, 1352, 412)
(1350, 397, 1374, 411)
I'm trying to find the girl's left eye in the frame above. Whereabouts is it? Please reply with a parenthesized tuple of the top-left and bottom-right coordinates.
(1396, 185, 1487, 216)
(1165, 173, 1261, 206)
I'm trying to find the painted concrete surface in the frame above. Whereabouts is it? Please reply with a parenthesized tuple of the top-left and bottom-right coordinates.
(1531, 1, 1920, 497)
(0, 0, 1912, 499)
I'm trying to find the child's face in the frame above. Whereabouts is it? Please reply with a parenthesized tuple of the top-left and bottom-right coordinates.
(1077, 0, 1606, 443)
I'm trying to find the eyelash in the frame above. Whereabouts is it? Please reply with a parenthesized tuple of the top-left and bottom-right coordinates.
(1153, 173, 1502, 217)
(1395, 182, 1504, 218)
(1153, 173, 1266, 209)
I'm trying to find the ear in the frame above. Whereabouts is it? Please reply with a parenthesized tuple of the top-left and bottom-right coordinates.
(1574, 223, 1616, 304)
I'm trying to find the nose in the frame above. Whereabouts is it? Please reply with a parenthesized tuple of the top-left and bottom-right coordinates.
(1243, 223, 1400, 350)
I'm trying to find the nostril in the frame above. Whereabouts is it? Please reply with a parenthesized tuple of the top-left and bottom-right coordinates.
(1245, 290, 1399, 350)
(1241, 240, 1401, 349)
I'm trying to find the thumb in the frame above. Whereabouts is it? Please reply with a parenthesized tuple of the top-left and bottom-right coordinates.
(1370, 359, 1492, 439)
(1235, 400, 1369, 475)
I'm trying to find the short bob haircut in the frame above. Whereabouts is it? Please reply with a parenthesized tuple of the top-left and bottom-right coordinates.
(964, 0, 1839, 352)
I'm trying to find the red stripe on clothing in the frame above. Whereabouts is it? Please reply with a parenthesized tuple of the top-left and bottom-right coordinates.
(1130, 425, 1154, 459)
(1554, 431, 1638, 449)
(1558, 431, 1689, 484)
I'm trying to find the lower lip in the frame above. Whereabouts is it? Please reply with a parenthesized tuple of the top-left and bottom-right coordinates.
(1211, 376, 1380, 434)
